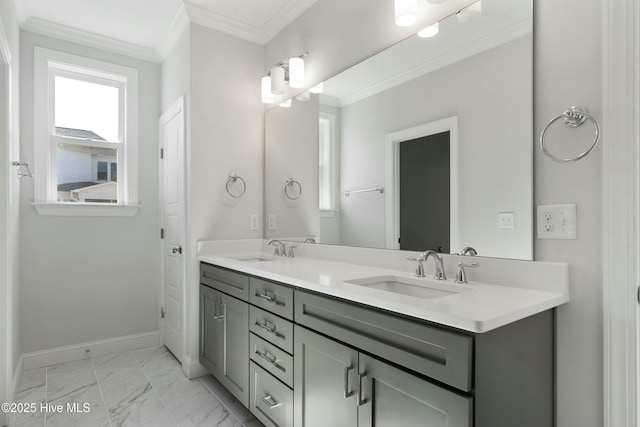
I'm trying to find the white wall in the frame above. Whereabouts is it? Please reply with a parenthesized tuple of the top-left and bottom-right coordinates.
(265, 0, 604, 425)
(0, 0, 20, 422)
(19, 31, 161, 352)
(265, 98, 320, 241)
(338, 35, 532, 259)
(184, 24, 263, 364)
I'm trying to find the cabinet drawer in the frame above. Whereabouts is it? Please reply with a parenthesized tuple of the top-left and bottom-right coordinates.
(249, 306, 294, 354)
(295, 290, 473, 392)
(250, 361, 293, 427)
(250, 333, 294, 388)
(200, 263, 249, 301)
(249, 278, 294, 320)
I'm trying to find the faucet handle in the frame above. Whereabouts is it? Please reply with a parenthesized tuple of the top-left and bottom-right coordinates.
(287, 245, 297, 258)
(455, 262, 479, 284)
(406, 256, 425, 277)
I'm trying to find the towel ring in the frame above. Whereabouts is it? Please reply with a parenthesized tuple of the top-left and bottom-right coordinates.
(284, 178, 302, 200)
(540, 106, 600, 163)
(226, 173, 246, 198)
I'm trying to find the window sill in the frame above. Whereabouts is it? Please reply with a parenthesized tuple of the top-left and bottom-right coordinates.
(32, 202, 141, 217)
(320, 209, 339, 218)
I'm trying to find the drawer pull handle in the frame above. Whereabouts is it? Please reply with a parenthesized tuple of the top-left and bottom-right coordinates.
(357, 372, 367, 406)
(344, 365, 354, 398)
(262, 395, 280, 409)
(256, 291, 277, 302)
(256, 350, 286, 373)
(257, 321, 285, 339)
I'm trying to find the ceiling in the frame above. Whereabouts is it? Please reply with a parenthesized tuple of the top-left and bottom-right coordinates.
(13, 0, 317, 61)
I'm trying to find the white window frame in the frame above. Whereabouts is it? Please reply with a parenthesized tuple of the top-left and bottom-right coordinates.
(33, 47, 139, 216)
(319, 111, 338, 215)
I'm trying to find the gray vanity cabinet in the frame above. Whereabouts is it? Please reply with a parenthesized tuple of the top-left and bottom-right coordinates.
(294, 324, 471, 427)
(200, 284, 250, 407)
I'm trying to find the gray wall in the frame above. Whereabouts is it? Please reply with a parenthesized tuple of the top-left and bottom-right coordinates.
(19, 31, 161, 352)
(265, 0, 604, 425)
(338, 35, 532, 258)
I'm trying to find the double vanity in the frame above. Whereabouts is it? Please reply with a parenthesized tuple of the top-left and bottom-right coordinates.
(198, 240, 568, 427)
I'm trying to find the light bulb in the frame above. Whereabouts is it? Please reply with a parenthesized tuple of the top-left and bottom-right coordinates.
(279, 99, 292, 108)
(261, 76, 275, 104)
(394, 0, 417, 27)
(309, 82, 324, 94)
(417, 22, 439, 38)
(289, 57, 305, 88)
(270, 65, 285, 95)
(457, 1, 481, 23)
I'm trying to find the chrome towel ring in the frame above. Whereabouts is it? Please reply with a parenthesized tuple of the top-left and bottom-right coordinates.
(284, 178, 302, 200)
(226, 173, 246, 198)
(540, 106, 600, 163)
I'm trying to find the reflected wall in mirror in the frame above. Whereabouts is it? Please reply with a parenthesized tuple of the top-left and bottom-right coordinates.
(265, 0, 533, 260)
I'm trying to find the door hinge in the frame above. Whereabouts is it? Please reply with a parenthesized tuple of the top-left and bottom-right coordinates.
(160, 228, 164, 239)
(160, 148, 164, 159)
(161, 307, 165, 319)
(637, 286, 640, 304)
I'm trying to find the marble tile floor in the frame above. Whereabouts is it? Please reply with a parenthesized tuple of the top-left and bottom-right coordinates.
(10, 346, 265, 427)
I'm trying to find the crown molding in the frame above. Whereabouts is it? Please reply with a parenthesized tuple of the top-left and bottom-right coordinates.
(335, 18, 532, 107)
(157, 3, 190, 60)
(183, 0, 316, 45)
(22, 17, 162, 62)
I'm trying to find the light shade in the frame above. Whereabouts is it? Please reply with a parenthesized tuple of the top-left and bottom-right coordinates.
(296, 90, 311, 102)
(426, 0, 446, 3)
(261, 76, 275, 104)
(457, 1, 482, 23)
(279, 98, 292, 108)
(394, 0, 417, 27)
(289, 57, 305, 88)
(270, 65, 285, 95)
(309, 82, 324, 94)
(417, 22, 439, 38)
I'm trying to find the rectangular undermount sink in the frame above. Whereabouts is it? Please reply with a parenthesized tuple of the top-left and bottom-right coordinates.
(230, 256, 277, 262)
(344, 275, 470, 299)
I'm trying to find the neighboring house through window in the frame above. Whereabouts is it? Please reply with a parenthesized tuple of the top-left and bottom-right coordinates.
(33, 48, 139, 215)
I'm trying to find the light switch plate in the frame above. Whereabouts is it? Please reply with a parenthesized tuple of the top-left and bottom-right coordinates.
(267, 215, 276, 230)
(537, 204, 577, 239)
(498, 212, 515, 229)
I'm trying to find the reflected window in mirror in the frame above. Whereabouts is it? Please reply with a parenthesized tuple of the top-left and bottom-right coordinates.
(319, 111, 338, 213)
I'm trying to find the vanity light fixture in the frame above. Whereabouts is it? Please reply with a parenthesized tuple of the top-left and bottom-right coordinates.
(261, 52, 309, 103)
(279, 99, 292, 108)
(456, 1, 481, 23)
(394, 0, 418, 26)
(417, 22, 439, 37)
(261, 76, 275, 104)
(309, 82, 324, 94)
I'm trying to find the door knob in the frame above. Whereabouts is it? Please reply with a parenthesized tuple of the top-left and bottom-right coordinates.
(172, 246, 182, 254)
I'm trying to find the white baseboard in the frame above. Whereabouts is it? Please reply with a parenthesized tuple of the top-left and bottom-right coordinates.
(11, 354, 23, 399)
(182, 354, 208, 379)
(22, 331, 160, 371)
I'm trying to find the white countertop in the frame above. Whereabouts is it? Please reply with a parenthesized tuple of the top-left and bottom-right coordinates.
(198, 250, 569, 333)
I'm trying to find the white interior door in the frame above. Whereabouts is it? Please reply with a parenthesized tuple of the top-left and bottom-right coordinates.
(160, 96, 185, 361)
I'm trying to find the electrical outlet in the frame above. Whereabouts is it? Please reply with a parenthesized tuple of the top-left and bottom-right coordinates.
(267, 215, 276, 230)
(249, 214, 259, 231)
(537, 204, 577, 239)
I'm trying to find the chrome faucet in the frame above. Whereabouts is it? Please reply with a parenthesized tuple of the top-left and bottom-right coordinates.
(407, 250, 447, 280)
(267, 239, 286, 256)
(458, 246, 478, 256)
(303, 237, 316, 243)
(455, 262, 479, 284)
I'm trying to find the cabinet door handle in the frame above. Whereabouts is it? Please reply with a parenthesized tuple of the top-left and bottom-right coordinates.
(262, 395, 280, 409)
(357, 372, 367, 406)
(213, 301, 225, 320)
(344, 365, 354, 398)
(256, 321, 285, 339)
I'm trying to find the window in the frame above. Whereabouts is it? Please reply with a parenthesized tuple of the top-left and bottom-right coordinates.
(319, 111, 338, 212)
(34, 48, 139, 216)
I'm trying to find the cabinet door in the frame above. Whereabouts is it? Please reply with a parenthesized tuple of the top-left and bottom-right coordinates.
(200, 285, 223, 375)
(218, 291, 250, 407)
(294, 326, 358, 427)
(358, 354, 472, 427)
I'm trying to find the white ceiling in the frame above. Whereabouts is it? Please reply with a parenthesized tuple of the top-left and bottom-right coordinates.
(14, 0, 317, 61)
